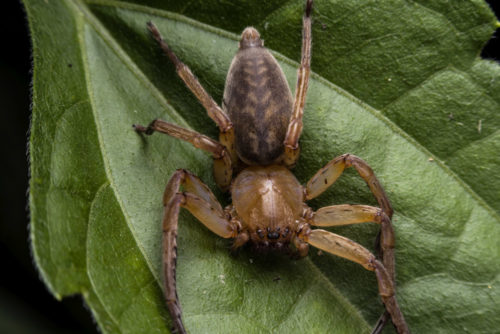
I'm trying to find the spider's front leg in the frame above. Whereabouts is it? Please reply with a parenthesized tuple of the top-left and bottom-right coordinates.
(300, 230, 410, 334)
(161, 169, 240, 334)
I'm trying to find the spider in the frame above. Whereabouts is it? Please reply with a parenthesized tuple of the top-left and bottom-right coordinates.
(134, 1, 410, 333)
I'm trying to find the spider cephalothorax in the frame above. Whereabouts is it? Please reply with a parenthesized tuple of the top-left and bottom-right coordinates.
(134, 1, 410, 333)
(229, 165, 310, 255)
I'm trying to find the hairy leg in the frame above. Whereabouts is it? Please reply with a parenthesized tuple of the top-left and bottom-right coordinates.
(305, 154, 396, 331)
(283, 0, 313, 167)
(162, 169, 239, 334)
(134, 119, 232, 190)
(304, 229, 410, 334)
(147, 22, 237, 164)
(307, 204, 395, 279)
(305, 154, 392, 216)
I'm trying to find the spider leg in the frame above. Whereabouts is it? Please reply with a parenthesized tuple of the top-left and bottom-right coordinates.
(305, 154, 392, 217)
(134, 119, 232, 190)
(303, 230, 410, 334)
(283, 0, 313, 167)
(162, 169, 239, 334)
(311, 204, 383, 226)
(305, 154, 394, 270)
(147, 22, 237, 164)
(307, 204, 394, 277)
(308, 204, 396, 333)
(305, 154, 396, 332)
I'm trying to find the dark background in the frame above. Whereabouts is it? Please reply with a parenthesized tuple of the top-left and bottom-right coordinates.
(1, 1, 499, 333)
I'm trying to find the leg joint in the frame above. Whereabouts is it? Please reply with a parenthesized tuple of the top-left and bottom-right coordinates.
(173, 192, 187, 206)
(342, 153, 354, 167)
(173, 169, 188, 182)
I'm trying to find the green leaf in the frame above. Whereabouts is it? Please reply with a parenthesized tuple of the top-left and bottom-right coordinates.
(26, 0, 500, 333)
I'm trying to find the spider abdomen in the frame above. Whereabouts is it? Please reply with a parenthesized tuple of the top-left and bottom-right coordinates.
(223, 28, 293, 165)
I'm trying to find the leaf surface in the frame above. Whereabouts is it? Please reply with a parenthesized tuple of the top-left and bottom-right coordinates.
(26, 0, 500, 333)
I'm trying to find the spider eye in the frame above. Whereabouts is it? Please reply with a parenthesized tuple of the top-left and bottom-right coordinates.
(257, 229, 265, 239)
(267, 231, 280, 239)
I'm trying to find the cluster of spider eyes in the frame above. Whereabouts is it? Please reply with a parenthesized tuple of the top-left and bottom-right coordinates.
(257, 226, 290, 240)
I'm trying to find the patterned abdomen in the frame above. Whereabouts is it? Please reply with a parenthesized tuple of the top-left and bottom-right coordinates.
(223, 46, 293, 165)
